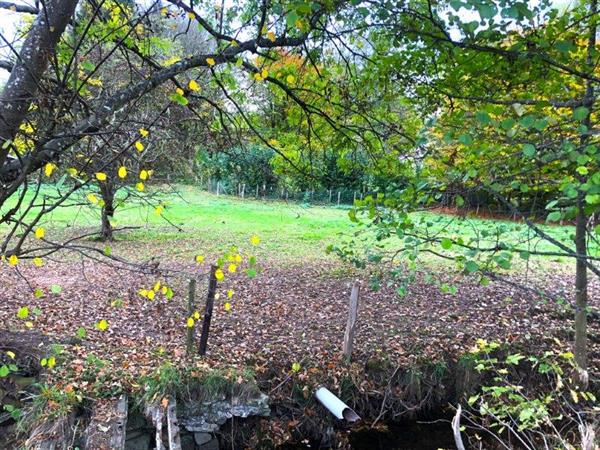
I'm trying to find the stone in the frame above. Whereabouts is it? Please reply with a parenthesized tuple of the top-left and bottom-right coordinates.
(194, 432, 213, 446)
(199, 438, 219, 450)
(181, 393, 270, 433)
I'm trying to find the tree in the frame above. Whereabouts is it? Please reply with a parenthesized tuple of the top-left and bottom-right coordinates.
(333, 0, 600, 382)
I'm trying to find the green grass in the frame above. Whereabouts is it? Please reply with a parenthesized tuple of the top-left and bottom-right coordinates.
(1, 184, 355, 261)
(0, 183, 590, 265)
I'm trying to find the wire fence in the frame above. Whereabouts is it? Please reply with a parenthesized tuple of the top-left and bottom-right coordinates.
(203, 178, 367, 206)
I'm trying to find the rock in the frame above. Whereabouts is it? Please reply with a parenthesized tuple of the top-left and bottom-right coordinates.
(124, 430, 151, 450)
(181, 393, 270, 433)
(199, 438, 219, 450)
(194, 432, 213, 446)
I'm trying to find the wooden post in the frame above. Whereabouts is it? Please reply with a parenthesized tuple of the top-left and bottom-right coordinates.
(216, 181, 220, 196)
(337, 191, 341, 205)
(186, 279, 196, 356)
(199, 266, 217, 356)
(241, 183, 245, 198)
(328, 189, 332, 203)
(256, 185, 259, 197)
(353, 191, 356, 203)
(343, 282, 360, 361)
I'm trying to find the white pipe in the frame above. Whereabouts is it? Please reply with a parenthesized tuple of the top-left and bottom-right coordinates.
(315, 386, 360, 423)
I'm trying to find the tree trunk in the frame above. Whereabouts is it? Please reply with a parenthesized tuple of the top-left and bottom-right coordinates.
(573, 0, 597, 379)
(574, 194, 588, 372)
(0, 0, 78, 166)
(99, 181, 115, 241)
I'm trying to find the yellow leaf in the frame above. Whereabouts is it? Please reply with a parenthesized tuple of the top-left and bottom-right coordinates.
(206, 57, 216, 66)
(35, 227, 45, 239)
(215, 269, 224, 281)
(267, 31, 276, 42)
(227, 289, 234, 298)
(6, 351, 15, 359)
(286, 74, 295, 84)
(67, 167, 78, 177)
(161, 286, 168, 294)
(188, 79, 200, 91)
(155, 205, 163, 216)
(95, 319, 109, 331)
(571, 389, 579, 403)
(187, 11, 195, 20)
(136, 182, 145, 192)
(160, 6, 168, 15)
(234, 254, 242, 263)
(47, 356, 56, 369)
(25, 321, 33, 329)
(261, 68, 268, 79)
(228, 264, 237, 273)
(187, 317, 195, 327)
(87, 193, 99, 204)
(139, 128, 149, 137)
(8, 254, 18, 266)
(95, 172, 107, 181)
(250, 235, 261, 246)
(44, 162, 56, 177)
(193, 311, 200, 319)
(138, 289, 148, 298)
(33, 257, 43, 267)
(176, 87, 184, 95)
(224, 302, 231, 311)
(118, 166, 127, 179)
(135, 141, 144, 152)
(147, 290, 155, 300)
(291, 362, 301, 373)
(153, 281, 161, 291)
(195, 255, 204, 263)
(261, 25, 268, 35)
(230, 40, 238, 47)
(139, 170, 149, 180)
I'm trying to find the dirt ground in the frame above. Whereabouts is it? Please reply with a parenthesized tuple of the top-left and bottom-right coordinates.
(1, 255, 598, 392)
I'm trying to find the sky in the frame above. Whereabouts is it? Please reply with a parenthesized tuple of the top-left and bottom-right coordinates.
(0, 0, 579, 85)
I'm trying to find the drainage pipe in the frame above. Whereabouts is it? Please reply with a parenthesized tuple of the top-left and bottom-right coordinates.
(315, 386, 360, 422)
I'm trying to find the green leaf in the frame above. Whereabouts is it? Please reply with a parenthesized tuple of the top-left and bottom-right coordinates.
(17, 307, 29, 319)
(80, 60, 96, 71)
(441, 238, 453, 250)
(50, 284, 62, 295)
(0, 366, 9, 377)
(547, 211, 561, 222)
(170, 93, 189, 106)
(465, 260, 479, 273)
(576, 166, 589, 175)
(246, 268, 257, 278)
(522, 144, 535, 158)
(76, 327, 87, 339)
(476, 111, 490, 125)
(573, 107, 589, 121)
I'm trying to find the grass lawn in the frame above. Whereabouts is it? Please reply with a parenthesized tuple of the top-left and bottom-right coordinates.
(0, 183, 591, 265)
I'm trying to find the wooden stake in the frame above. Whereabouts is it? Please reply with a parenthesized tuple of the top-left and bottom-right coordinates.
(186, 279, 196, 356)
(337, 191, 341, 205)
(199, 266, 217, 356)
(343, 282, 360, 361)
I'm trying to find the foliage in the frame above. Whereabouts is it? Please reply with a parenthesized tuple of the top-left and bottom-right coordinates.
(462, 340, 599, 449)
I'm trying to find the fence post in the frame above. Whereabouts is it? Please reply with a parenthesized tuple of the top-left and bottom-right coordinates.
(241, 184, 245, 198)
(337, 191, 341, 205)
(328, 189, 332, 203)
(343, 282, 360, 362)
(186, 278, 197, 356)
(199, 266, 217, 356)
(216, 181, 220, 196)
